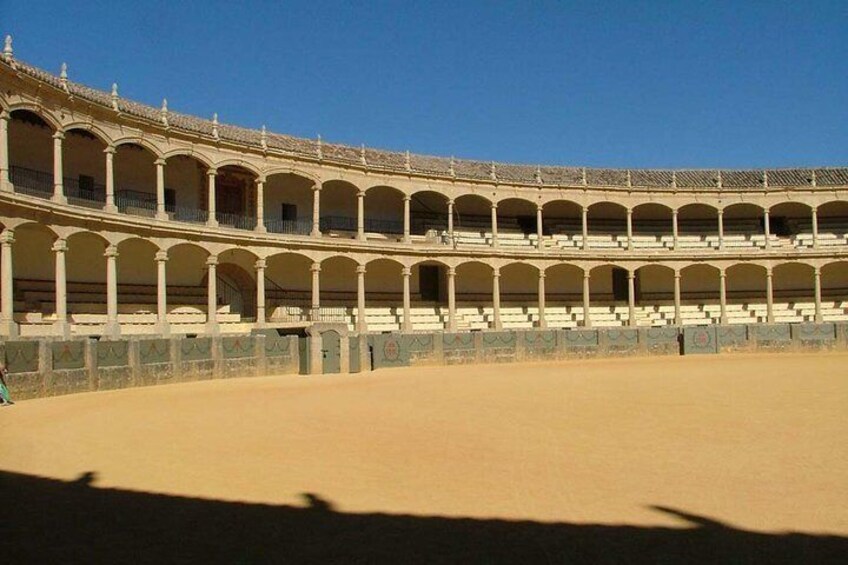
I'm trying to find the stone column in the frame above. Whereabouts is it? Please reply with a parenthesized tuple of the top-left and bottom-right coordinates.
(811, 207, 819, 249)
(765, 266, 774, 323)
(206, 169, 218, 228)
(356, 264, 367, 333)
(357, 189, 366, 241)
(0, 110, 11, 192)
(582, 271, 592, 327)
(155, 158, 167, 220)
(402, 196, 411, 243)
(537, 270, 547, 329)
(402, 266, 412, 332)
(581, 206, 589, 250)
(104, 146, 117, 212)
(53, 131, 66, 203)
(626, 208, 633, 251)
(104, 245, 120, 337)
(627, 270, 636, 327)
(814, 266, 823, 323)
(155, 250, 170, 335)
(310, 261, 321, 321)
(492, 267, 501, 330)
(717, 209, 725, 250)
(447, 266, 457, 332)
(255, 259, 266, 327)
(673, 271, 682, 326)
(0, 230, 16, 336)
(719, 270, 728, 324)
(53, 238, 70, 337)
(206, 254, 219, 333)
(536, 205, 544, 250)
(255, 178, 266, 233)
(311, 185, 321, 236)
(672, 210, 679, 250)
(447, 199, 454, 240)
(763, 209, 771, 250)
(490, 204, 498, 248)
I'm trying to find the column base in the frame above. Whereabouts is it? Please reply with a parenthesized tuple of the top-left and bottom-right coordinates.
(206, 220, 219, 229)
(52, 194, 67, 205)
(0, 319, 19, 338)
(357, 234, 367, 242)
(537, 320, 547, 329)
(402, 236, 411, 244)
(205, 321, 220, 335)
(311, 229, 322, 238)
(104, 203, 118, 214)
(155, 321, 171, 337)
(155, 211, 169, 221)
(402, 322, 412, 333)
(53, 320, 71, 339)
(103, 320, 121, 339)
(0, 179, 13, 193)
(255, 224, 267, 234)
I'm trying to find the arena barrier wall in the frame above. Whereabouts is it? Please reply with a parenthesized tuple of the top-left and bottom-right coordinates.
(2, 322, 847, 400)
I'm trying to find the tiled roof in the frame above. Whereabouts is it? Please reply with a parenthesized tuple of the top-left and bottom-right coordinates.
(5, 58, 846, 190)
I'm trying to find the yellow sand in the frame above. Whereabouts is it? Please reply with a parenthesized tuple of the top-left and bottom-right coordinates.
(1, 352, 846, 535)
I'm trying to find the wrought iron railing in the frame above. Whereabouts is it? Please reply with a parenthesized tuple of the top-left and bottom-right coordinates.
(266, 218, 313, 235)
(9, 165, 53, 197)
(216, 212, 255, 231)
(116, 190, 157, 217)
(319, 215, 405, 235)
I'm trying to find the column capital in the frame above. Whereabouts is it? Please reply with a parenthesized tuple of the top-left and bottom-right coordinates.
(491, 203, 498, 210)
(538, 270, 546, 280)
(206, 254, 218, 266)
(0, 229, 15, 245)
(674, 271, 681, 280)
(357, 189, 366, 198)
(311, 262, 321, 273)
(206, 168, 218, 177)
(104, 245, 119, 258)
(583, 271, 590, 280)
(52, 131, 65, 141)
(401, 266, 412, 277)
(0, 109, 9, 121)
(312, 183, 322, 192)
(627, 271, 635, 280)
(154, 158, 166, 166)
(492, 267, 500, 278)
(254, 258, 266, 270)
(155, 250, 169, 262)
(814, 266, 821, 276)
(717, 209, 724, 216)
(447, 199, 454, 206)
(719, 270, 726, 279)
(356, 265, 367, 275)
(104, 145, 116, 155)
(447, 267, 456, 276)
(51, 238, 68, 253)
(255, 176, 266, 185)
(403, 195, 411, 202)
(672, 209, 679, 216)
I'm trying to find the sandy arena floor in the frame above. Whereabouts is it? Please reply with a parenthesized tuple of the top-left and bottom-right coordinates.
(1, 352, 846, 542)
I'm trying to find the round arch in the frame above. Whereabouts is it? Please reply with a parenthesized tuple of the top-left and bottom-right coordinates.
(364, 185, 405, 238)
(409, 190, 450, 236)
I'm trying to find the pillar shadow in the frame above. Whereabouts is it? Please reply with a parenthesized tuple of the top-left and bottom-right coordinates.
(0, 469, 845, 564)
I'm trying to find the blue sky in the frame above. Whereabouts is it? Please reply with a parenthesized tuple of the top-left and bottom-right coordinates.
(4, 1, 847, 168)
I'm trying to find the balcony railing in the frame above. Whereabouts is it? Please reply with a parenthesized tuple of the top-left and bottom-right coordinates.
(217, 212, 256, 231)
(116, 190, 157, 217)
(66, 177, 106, 209)
(10, 165, 53, 198)
(266, 218, 313, 235)
(319, 215, 405, 235)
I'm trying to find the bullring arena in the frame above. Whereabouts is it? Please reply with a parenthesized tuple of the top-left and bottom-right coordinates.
(0, 38, 847, 562)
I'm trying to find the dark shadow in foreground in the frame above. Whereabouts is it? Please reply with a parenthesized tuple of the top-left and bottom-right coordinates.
(0, 470, 845, 564)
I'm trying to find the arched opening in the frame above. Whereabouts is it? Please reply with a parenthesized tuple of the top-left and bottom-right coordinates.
(65, 232, 109, 335)
(164, 155, 210, 224)
(821, 261, 848, 321)
(320, 256, 358, 327)
(365, 186, 404, 240)
(455, 261, 494, 330)
(497, 198, 537, 248)
(212, 165, 257, 229)
(773, 262, 815, 322)
(10, 223, 56, 333)
(587, 202, 627, 250)
(264, 172, 315, 235)
(216, 248, 259, 321)
(544, 263, 584, 328)
(635, 264, 675, 326)
(63, 128, 107, 207)
(409, 190, 449, 238)
(499, 262, 539, 329)
(114, 143, 157, 217)
(319, 180, 359, 237)
(8, 110, 55, 197)
(453, 194, 493, 247)
(815, 201, 848, 247)
(365, 258, 403, 332)
(631, 203, 673, 250)
(589, 264, 628, 327)
(722, 203, 767, 249)
(542, 200, 582, 248)
(265, 253, 313, 323)
(680, 264, 720, 325)
(411, 260, 450, 330)
(769, 202, 811, 247)
(726, 263, 767, 323)
(166, 244, 211, 333)
(678, 204, 719, 250)
(116, 237, 158, 310)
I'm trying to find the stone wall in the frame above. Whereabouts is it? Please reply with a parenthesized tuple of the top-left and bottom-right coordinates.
(1, 334, 299, 400)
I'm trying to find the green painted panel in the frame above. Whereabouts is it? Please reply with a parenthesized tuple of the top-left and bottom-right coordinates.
(265, 336, 292, 358)
(481, 331, 516, 349)
(96, 341, 129, 368)
(222, 336, 255, 359)
(4, 340, 39, 373)
(443, 333, 475, 350)
(52, 341, 85, 370)
(181, 338, 213, 361)
(139, 339, 170, 365)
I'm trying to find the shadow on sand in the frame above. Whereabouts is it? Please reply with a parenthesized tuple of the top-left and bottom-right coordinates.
(0, 470, 845, 564)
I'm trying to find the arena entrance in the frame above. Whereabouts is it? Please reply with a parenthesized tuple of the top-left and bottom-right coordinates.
(321, 330, 341, 374)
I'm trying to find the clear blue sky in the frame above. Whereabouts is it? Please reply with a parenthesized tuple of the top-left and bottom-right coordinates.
(5, 1, 847, 168)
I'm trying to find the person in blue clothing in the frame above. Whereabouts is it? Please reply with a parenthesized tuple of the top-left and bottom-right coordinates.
(0, 362, 13, 406)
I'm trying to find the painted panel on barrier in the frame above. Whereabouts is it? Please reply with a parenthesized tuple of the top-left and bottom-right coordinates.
(139, 339, 170, 365)
(605, 328, 640, 355)
(4, 341, 39, 373)
(370, 334, 411, 368)
(443, 333, 475, 350)
(265, 336, 293, 358)
(222, 336, 255, 359)
(96, 341, 129, 368)
(642, 327, 680, 355)
(562, 329, 599, 347)
(52, 341, 85, 370)
(791, 323, 836, 342)
(750, 324, 791, 343)
(481, 332, 516, 349)
(522, 330, 557, 355)
(181, 338, 213, 361)
(717, 325, 748, 349)
(683, 326, 718, 355)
